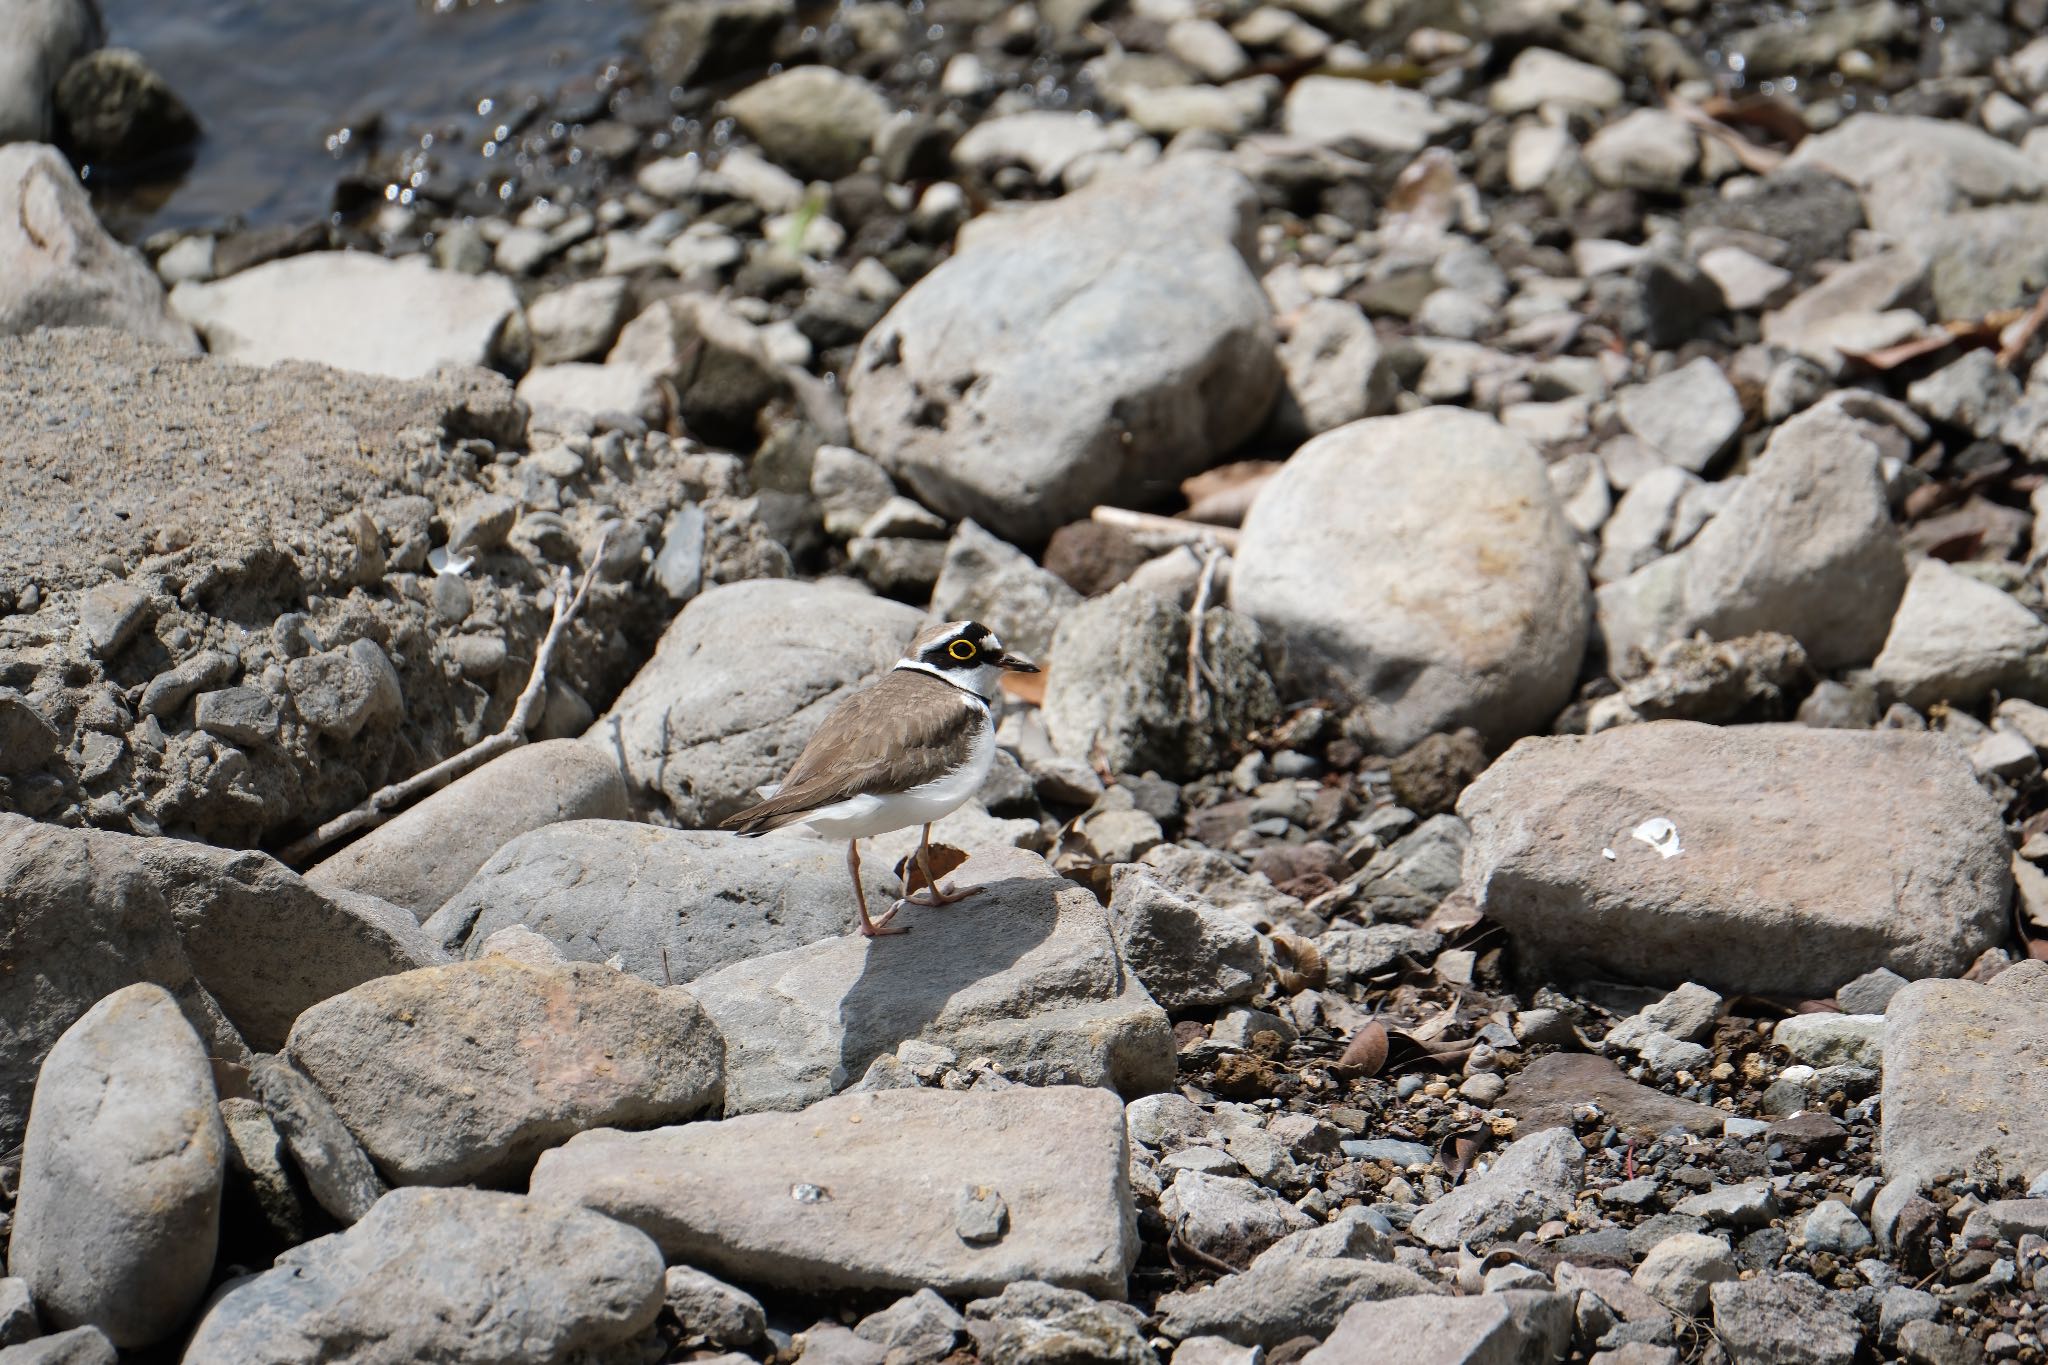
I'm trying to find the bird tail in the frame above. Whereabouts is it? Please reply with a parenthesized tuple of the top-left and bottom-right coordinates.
(720, 792, 812, 837)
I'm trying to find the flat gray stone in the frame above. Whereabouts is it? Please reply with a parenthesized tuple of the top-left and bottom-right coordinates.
(247, 1054, 388, 1226)
(1300, 1291, 1573, 1365)
(1232, 406, 1588, 752)
(685, 846, 1173, 1114)
(426, 819, 923, 987)
(1107, 867, 1263, 1011)
(1161, 1170, 1316, 1264)
(847, 155, 1280, 543)
(1772, 1014, 1885, 1068)
(1883, 960, 2048, 1191)
(1616, 357, 1742, 474)
(306, 739, 630, 920)
(928, 519, 1082, 662)
(1157, 1257, 1436, 1346)
(170, 252, 523, 381)
(286, 956, 724, 1187)
(1410, 1127, 1584, 1251)
(0, 1328, 117, 1365)
(1633, 1232, 1736, 1315)
(6, 984, 223, 1349)
(594, 578, 925, 826)
(664, 1265, 766, 1349)
(1871, 559, 2048, 710)
(530, 1085, 1138, 1299)
(182, 1187, 665, 1363)
(1460, 722, 2010, 996)
(1709, 1272, 1861, 1364)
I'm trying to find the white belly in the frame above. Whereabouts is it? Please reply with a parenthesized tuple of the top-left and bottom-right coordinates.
(801, 717, 994, 840)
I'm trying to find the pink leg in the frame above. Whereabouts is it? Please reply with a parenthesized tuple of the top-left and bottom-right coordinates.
(904, 822, 982, 907)
(851, 839, 908, 937)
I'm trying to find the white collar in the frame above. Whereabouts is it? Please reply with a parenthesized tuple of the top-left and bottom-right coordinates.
(892, 658, 996, 708)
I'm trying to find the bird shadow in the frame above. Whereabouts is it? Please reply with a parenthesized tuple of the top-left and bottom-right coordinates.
(832, 870, 1061, 1088)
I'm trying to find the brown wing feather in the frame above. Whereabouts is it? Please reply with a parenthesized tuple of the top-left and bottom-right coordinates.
(721, 671, 980, 834)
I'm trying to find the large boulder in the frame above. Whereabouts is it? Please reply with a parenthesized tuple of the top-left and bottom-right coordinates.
(0, 815, 439, 1150)
(1460, 722, 2011, 996)
(305, 739, 631, 920)
(170, 252, 525, 380)
(846, 155, 1280, 543)
(285, 956, 725, 1187)
(7, 984, 224, 1348)
(531, 1086, 1138, 1298)
(594, 578, 926, 826)
(1883, 961, 2048, 1192)
(1231, 407, 1589, 751)
(0, 143, 196, 349)
(423, 820, 907, 984)
(182, 1187, 666, 1364)
(1596, 408, 1906, 673)
(685, 846, 1175, 1113)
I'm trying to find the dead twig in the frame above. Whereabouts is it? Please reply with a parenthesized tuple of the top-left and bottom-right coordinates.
(1185, 545, 1223, 723)
(1997, 284, 2048, 369)
(1089, 505, 1241, 552)
(279, 529, 610, 867)
(1664, 92, 1787, 175)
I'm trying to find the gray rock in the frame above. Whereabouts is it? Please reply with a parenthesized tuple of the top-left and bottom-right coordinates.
(595, 578, 924, 826)
(1605, 982, 1723, 1052)
(0, 1328, 116, 1365)
(1616, 358, 1742, 474)
(664, 1265, 766, 1348)
(285, 956, 723, 1187)
(170, 252, 523, 380)
(1880, 1286, 1940, 1344)
(1282, 75, 1464, 153)
(1871, 559, 2048, 709)
(1913, 204, 2048, 322)
(0, 144, 195, 349)
(182, 1187, 665, 1363)
(1460, 722, 2009, 996)
(1895, 1319, 1985, 1365)
(426, 818, 938, 984)
(1673, 1182, 1780, 1227)
(0, 691, 60, 776)
(6, 984, 223, 1348)
(1883, 961, 2048, 1191)
(1320, 926, 1445, 987)
(1272, 298, 1396, 438)
(856, 1289, 965, 1363)
(1489, 46, 1624, 113)
(1299, 1291, 1573, 1365)
(1107, 867, 1263, 1011)
(1732, 2, 1904, 75)
(812, 444, 898, 539)
(0, 816, 437, 1149)
(1139, 842, 1309, 934)
(726, 66, 887, 179)
(0, 1278, 36, 1346)
(1410, 1127, 1583, 1250)
(1709, 1273, 1861, 1365)
(847, 156, 1280, 543)
(52, 48, 198, 164)
(526, 276, 632, 366)
(929, 520, 1082, 662)
(1801, 1201, 1872, 1255)
(532, 1085, 1137, 1297)
(1597, 408, 1905, 672)
(1772, 1013, 1885, 1068)
(1837, 967, 1908, 1014)
(1759, 246, 1926, 369)
(1157, 1257, 1435, 1346)
(607, 293, 786, 449)
(642, 0, 789, 85)
(963, 1283, 1152, 1365)
(1161, 1170, 1315, 1264)
(1632, 1232, 1735, 1315)
(1232, 406, 1588, 752)
(305, 739, 629, 920)
(218, 1096, 306, 1249)
(247, 1054, 388, 1225)
(192, 686, 280, 746)
(515, 361, 660, 433)
(284, 638, 402, 740)
(685, 846, 1173, 1113)
(1584, 110, 1698, 191)
(1789, 114, 2045, 238)
(0, 0, 101, 141)
(1043, 585, 1276, 782)
(950, 110, 1132, 184)
(1907, 349, 2020, 440)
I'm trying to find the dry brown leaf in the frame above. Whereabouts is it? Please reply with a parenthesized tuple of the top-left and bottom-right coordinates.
(1335, 1020, 1389, 1077)
(1000, 668, 1047, 706)
(895, 841, 970, 897)
(1438, 1124, 1490, 1183)
(1697, 92, 1811, 147)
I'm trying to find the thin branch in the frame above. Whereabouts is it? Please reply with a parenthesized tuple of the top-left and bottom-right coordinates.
(279, 529, 610, 867)
(1089, 505, 1241, 552)
(1186, 545, 1223, 723)
(1997, 284, 2048, 369)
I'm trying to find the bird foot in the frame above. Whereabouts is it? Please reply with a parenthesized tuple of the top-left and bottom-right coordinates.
(862, 903, 910, 937)
(905, 882, 982, 908)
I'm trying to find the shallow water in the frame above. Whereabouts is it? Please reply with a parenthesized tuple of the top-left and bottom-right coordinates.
(89, 0, 645, 237)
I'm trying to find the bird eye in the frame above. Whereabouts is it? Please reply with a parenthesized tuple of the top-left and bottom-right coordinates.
(948, 639, 977, 660)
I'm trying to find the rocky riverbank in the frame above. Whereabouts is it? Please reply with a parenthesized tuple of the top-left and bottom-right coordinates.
(5, 0, 2048, 1362)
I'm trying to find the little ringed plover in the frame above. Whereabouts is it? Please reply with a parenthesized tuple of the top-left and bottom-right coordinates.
(721, 619, 1039, 938)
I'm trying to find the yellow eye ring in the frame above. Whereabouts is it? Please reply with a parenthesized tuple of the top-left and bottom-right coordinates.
(948, 639, 977, 661)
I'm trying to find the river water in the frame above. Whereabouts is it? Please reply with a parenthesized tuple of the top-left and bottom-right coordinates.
(89, 0, 646, 236)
